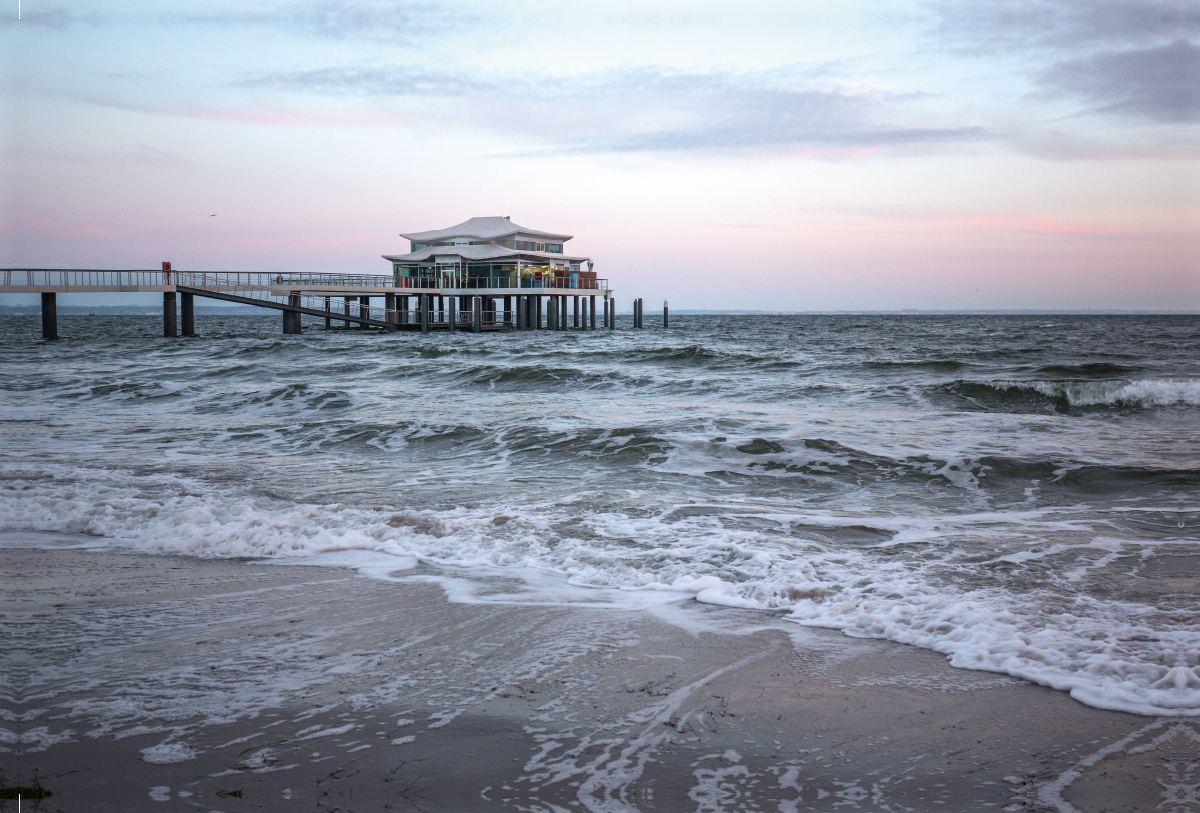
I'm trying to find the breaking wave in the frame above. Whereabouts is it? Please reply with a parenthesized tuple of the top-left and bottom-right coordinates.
(936, 378, 1200, 412)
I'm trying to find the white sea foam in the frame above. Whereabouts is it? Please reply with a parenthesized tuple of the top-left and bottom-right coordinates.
(2, 464, 1197, 718)
(1017, 379, 1200, 408)
(141, 742, 197, 764)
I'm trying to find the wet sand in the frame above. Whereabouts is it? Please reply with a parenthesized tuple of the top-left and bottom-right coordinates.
(1, 548, 1194, 812)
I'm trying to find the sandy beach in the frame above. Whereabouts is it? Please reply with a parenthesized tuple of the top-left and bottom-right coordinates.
(2, 546, 1192, 812)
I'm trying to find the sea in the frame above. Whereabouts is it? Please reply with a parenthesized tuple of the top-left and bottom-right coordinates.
(2, 313, 1198, 717)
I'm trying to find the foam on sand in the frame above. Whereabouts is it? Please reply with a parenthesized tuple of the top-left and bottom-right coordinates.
(3, 464, 1197, 718)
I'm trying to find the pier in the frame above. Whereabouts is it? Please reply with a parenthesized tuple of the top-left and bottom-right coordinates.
(2, 267, 616, 339)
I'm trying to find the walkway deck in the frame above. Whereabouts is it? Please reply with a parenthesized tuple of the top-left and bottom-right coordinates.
(2, 268, 618, 338)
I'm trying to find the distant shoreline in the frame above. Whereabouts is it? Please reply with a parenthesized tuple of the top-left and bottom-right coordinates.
(1, 306, 1196, 317)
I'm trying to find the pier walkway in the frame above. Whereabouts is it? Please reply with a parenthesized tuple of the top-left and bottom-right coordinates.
(1, 268, 617, 339)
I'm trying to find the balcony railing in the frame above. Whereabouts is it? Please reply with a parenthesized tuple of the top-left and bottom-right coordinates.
(396, 276, 609, 291)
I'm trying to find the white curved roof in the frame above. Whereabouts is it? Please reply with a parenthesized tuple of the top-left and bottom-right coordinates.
(382, 244, 589, 263)
(399, 216, 572, 243)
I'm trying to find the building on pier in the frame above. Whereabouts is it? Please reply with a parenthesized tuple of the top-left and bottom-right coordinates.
(4, 218, 619, 337)
(384, 216, 596, 290)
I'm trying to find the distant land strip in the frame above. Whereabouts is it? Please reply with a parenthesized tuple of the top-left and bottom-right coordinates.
(0, 306, 1197, 316)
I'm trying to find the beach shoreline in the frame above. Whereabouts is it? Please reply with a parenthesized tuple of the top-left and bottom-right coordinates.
(2, 546, 1191, 812)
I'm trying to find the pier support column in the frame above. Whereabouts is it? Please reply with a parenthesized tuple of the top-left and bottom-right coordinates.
(448, 295, 456, 333)
(325, 297, 332, 329)
(385, 293, 398, 332)
(359, 296, 370, 328)
(438, 296, 445, 325)
(589, 296, 595, 330)
(560, 295, 567, 331)
(399, 296, 409, 326)
(537, 296, 543, 329)
(282, 293, 302, 334)
(473, 296, 482, 333)
(181, 292, 195, 336)
(41, 292, 57, 339)
(504, 296, 512, 327)
(343, 296, 352, 328)
(421, 294, 431, 334)
(163, 292, 177, 338)
(573, 296, 579, 328)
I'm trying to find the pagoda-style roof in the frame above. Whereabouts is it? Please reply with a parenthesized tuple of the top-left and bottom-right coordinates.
(383, 244, 589, 263)
(399, 216, 572, 243)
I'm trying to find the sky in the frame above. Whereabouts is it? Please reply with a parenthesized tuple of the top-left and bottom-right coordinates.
(2, 0, 1197, 311)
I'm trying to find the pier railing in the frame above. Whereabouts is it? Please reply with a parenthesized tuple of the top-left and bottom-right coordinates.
(186, 272, 397, 289)
(2, 269, 173, 287)
(176, 274, 393, 324)
(2, 268, 610, 293)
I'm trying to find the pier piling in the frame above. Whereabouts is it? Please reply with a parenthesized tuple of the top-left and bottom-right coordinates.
(181, 292, 195, 336)
(163, 292, 177, 338)
(663, 299, 668, 329)
(343, 296, 352, 328)
(325, 297, 332, 329)
(41, 292, 57, 339)
(385, 293, 398, 332)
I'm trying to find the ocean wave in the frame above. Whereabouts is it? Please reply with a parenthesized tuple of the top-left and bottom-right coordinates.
(3, 465, 1197, 718)
(935, 378, 1200, 412)
(1034, 362, 1142, 377)
(862, 359, 968, 372)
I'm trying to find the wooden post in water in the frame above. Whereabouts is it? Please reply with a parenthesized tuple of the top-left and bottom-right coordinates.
(504, 295, 512, 327)
(448, 295, 456, 333)
(590, 295, 596, 330)
(573, 296, 580, 329)
(181, 292, 195, 336)
(473, 295, 482, 332)
(421, 294, 431, 334)
(41, 292, 57, 339)
(663, 299, 668, 329)
(163, 292, 177, 338)
(561, 295, 568, 331)
(325, 296, 332, 329)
